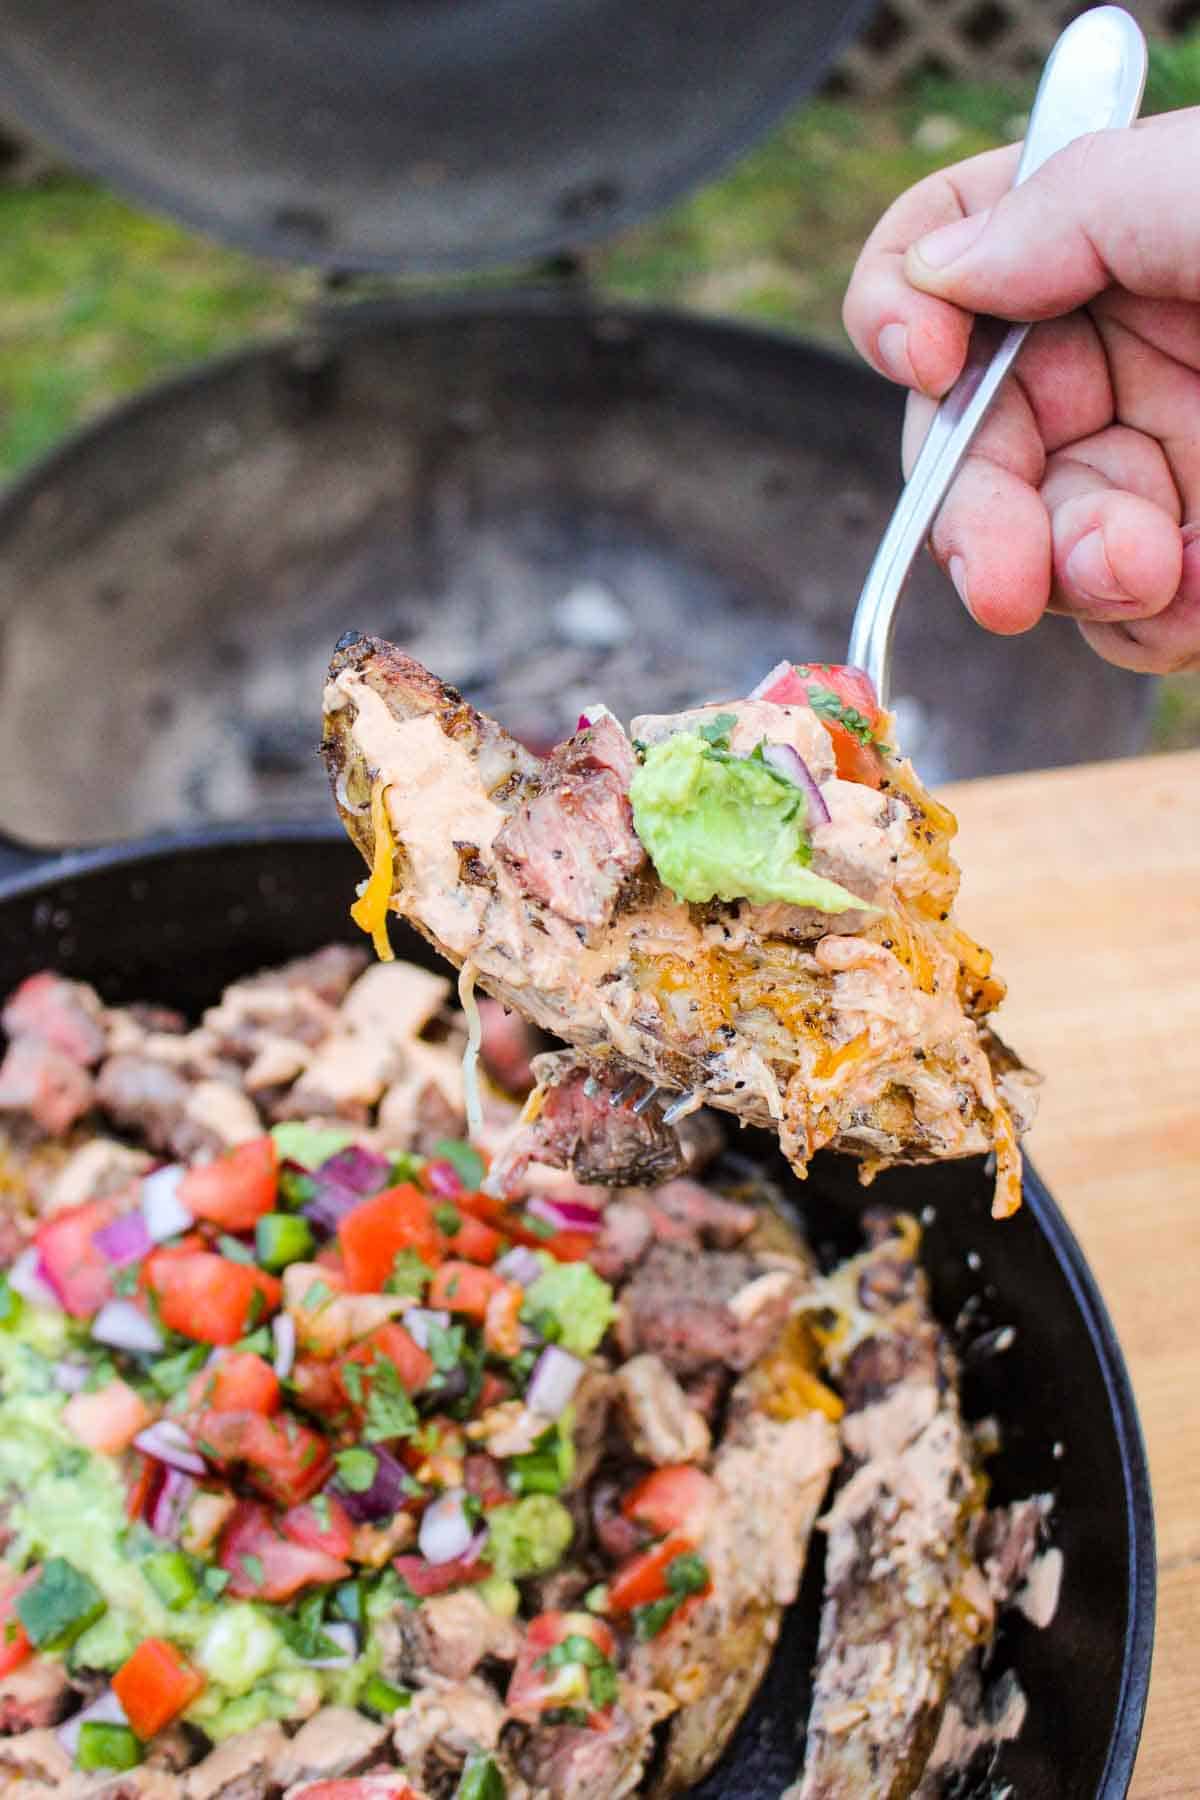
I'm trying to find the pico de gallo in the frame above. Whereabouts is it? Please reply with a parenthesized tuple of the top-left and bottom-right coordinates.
(0, 1104, 729, 1792)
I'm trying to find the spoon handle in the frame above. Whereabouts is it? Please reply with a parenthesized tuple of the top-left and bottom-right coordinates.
(847, 5, 1148, 706)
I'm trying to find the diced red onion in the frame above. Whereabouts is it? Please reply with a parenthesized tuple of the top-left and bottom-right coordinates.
(150, 1468, 197, 1539)
(576, 703, 614, 730)
(761, 742, 831, 826)
(92, 1298, 164, 1355)
(9, 1248, 60, 1310)
(418, 1488, 474, 1565)
(747, 659, 793, 701)
(57, 1688, 128, 1757)
(404, 1308, 451, 1351)
(525, 1193, 603, 1236)
(272, 1312, 296, 1380)
(93, 1209, 153, 1268)
(301, 1145, 390, 1234)
(133, 1419, 207, 1477)
(495, 1247, 544, 1288)
(526, 1344, 585, 1419)
(52, 1359, 90, 1394)
(335, 1445, 414, 1524)
(423, 1158, 463, 1200)
(141, 1164, 193, 1243)
(304, 1620, 358, 1668)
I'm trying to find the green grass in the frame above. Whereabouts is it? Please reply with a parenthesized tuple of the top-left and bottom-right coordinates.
(0, 46, 1196, 742)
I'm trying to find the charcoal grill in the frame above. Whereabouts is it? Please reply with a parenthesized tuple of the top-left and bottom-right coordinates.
(0, 0, 1157, 849)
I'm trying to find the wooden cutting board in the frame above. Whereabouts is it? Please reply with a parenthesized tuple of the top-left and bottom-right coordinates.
(942, 749, 1200, 1798)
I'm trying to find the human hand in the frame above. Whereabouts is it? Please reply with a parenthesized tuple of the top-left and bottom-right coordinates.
(842, 108, 1200, 673)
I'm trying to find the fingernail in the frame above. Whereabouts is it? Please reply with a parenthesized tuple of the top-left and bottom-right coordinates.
(912, 209, 990, 272)
(1064, 529, 1129, 603)
(876, 322, 914, 384)
(948, 555, 976, 619)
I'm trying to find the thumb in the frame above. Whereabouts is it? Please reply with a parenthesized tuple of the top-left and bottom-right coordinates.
(904, 109, 1200, 320)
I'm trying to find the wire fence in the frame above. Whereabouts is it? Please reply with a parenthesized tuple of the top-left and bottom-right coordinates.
(836, 0, 1200, 94)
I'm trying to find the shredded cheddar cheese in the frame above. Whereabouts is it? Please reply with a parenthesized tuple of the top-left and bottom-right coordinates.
(349, 778, 396, 962)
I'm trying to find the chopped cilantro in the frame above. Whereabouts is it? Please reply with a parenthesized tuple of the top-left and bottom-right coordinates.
(631, 1552, 710, 1639)
(424, 1319, 466, 1373)
(433, 1203, 463, 1236)
(270, 1121, 356, 1169)
(341, 1362, 365, 1405)
(804, 681, 878, 747)
(389, 1152, 426, 1185)
(540, 1633, 609, 1670)
(510, 1418, 575, 1496)
(277, 1166, 316, 1211)
(276, 1590, 341, 1661)
(202, 1567, 231, 1599)
(697, 712, 738, 750)
(239, 1554, 265, 1587)
(520, 1211, 558, 1241)
(384, 1249, 432, 1298)
(310, 1493, 333, 1531)
(666, 1551, 710, 1596)
(245, 1288, 267, 1329)
(112, 1265, 141, 1298)
(431, 1139, 486, 1189)
(589, 1661, 619, 1707)
(17, 1560, 106, 1650)
(217, 1234, 255, 1265)
(334, 1447, 379, 1493)
(302, 1279, 334, 1310)
(632, 1596, 679, 1640)
(363, 1358, 418, 1443)
(362, 1674, 411, 1718)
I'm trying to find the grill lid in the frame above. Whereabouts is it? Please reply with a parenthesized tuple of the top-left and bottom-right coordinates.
(0, 0, 874, 274)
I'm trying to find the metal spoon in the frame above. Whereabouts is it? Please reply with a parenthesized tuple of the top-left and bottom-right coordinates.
(847, 5, 1148, 707)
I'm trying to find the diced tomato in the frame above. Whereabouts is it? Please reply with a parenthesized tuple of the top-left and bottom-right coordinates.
(199, 1351, 281, 1417)
(196, 1409, 333, 1507)
(112, 1638, 205, 1738)
(344, 1320, 433, 1402)
(62, 1379, 154, 1455)
(144, 1251, 281, 1346)
(126, 1455, 163, 1525)
(621, 1465, 716, 1541)
(289, 1354, 351, 1426)
(34, 1194, 123, 1317)
(478, 1372, 512, 1411)
(178, 1135, 279, 1231)
(758, 660, 885, 788)
(440, 1212, 501, 1265)
(338, 1185, 442, 1293)
(281, 1494, 356, 1561)
(219, 1500, 350, 1601)
(0, 1571, 36, 1678)
(428, 1260, 506, 1323)
(392, 1553, 491, 1598)
(507, 1610, 617, 1722)
(607, 1532, 695, 1613)
(454, 1190, 509, 1230)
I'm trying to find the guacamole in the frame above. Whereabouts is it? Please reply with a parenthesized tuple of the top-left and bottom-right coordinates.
(629, 729, 865, 913)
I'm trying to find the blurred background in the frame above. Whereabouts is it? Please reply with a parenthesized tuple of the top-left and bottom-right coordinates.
(0, 0, 1197, 851)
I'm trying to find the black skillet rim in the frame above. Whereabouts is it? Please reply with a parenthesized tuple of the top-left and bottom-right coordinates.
(0, 821, 1158, 1793)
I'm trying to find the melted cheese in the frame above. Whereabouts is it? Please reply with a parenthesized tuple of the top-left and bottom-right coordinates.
(349, 778, 397, 962)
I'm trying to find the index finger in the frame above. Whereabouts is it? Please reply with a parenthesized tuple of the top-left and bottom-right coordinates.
(842, 142, 1022, 398)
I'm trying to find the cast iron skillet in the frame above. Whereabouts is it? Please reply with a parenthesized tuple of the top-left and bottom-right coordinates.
(0, 824, 1155, 1797)
(0, 0, 876, 274)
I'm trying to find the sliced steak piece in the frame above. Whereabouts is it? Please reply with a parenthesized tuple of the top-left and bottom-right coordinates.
(488, 1053, 685, 1194)
(617, 1246, 797, 1376)
(638, 1178, 757, 1249)
(0, 1657, 75, 1733)
(0, 1036, 95, 1135)
(2, 973, 107, 1066)
(494, 715, 646, 932)
(391, 1679, 508, 1792)
(476, 998, 540, 1097)
(182, 1721, 289, 1800)
(384, 1589, 521, 1684)
(512, 1702, 661, 1800)
(275, 1708, 390, 1789)
(796, 1217, 1016, 1800)
(0, 1726, 72, 1785)
(614, 1353, 710, 1465)
(589, 1200, 655, 1283)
